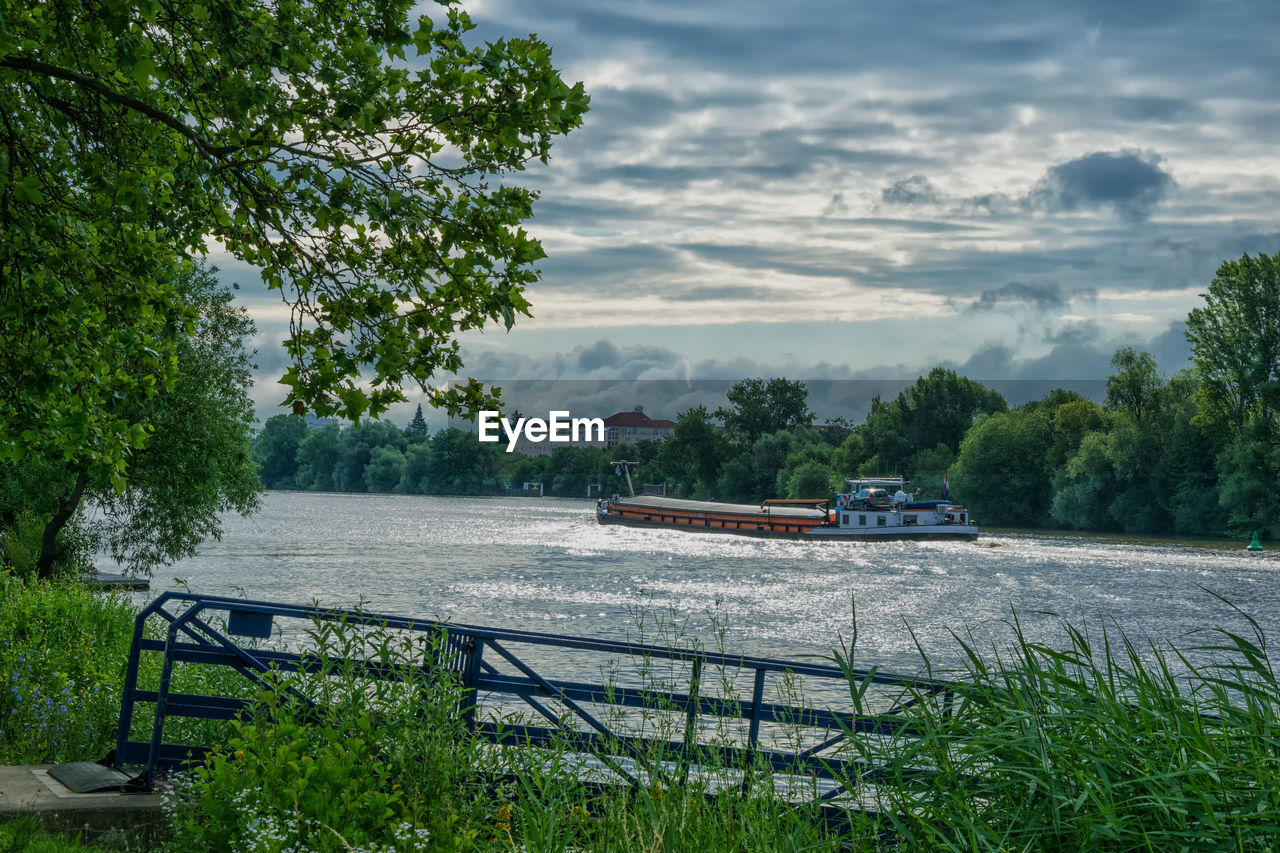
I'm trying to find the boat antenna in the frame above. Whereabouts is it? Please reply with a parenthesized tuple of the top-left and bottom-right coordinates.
(610, 460, 638, 497)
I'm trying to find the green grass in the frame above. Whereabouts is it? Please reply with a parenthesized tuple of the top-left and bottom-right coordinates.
(0, 816, 124, 853)
(0, 575, 134, 765)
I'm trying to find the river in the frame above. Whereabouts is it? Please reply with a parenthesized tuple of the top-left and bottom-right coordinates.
(114, 491, 1280, 675)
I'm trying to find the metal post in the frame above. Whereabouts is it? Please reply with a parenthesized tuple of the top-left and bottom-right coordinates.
(742, 667, 767, 793)
(145, 623, 181, 787)
(459, 637, 484, 730)
(681, 655, 703, 780)
(113, 608, 152, 770)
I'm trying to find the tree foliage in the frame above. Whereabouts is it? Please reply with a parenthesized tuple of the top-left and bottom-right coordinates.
(0, 263, 260, 577)
(845, 368, 1006, 477)
(1185, 252, 1280, 436)
(406, 404, 430, 439)
(0, 0, 588, 476)
(716, 378, 813, 444)
(1105, 347, 1163, 424)
(90, 267, 262, 573)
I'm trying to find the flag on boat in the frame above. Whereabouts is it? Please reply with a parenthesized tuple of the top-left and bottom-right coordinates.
(942, 474, 950, 500)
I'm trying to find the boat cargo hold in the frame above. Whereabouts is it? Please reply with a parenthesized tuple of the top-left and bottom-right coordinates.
(596, 477, 978, 542)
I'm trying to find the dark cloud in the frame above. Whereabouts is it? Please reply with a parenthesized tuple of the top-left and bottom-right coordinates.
(882, 175, 945, 206)
(1108, 95, 1200, 123)
(574, 340, 623, 372)
(538, 244, 683, 285)
(1147, 321, 1192, 373)
(1029, 150, 1175, 221)
(969, 280, 1070, 313)
(884, 150, 1176, 224)
(946, 318, 1192, 383)
(675, 242, 867, 280)
(670, 286, 793, 302)
(1044, 320, 1105, 348)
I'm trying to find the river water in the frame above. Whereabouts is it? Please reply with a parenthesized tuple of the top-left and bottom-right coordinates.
(119, 491, 1280, 676)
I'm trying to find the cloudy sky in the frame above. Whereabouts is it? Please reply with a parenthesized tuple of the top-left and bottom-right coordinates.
(228, 0, 1280, 424)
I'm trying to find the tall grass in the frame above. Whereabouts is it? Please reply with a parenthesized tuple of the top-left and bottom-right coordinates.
(0, 574, 134, 764)
(833, 600, 1280, 851)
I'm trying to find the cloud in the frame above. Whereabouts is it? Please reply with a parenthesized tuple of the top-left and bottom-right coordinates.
(1029, 150, 1175, 221)
(881, 150, 1176, 223)
(882, 175, 945, 206)
(969, 280, 1070, 313)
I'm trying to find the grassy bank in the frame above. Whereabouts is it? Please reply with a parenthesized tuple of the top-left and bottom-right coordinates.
(5, 576, 1280, 850)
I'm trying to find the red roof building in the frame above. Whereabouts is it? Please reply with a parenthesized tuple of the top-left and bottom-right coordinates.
(604, 405, 677, 448)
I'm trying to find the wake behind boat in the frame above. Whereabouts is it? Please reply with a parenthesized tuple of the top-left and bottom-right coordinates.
(595, 475, 978, 542)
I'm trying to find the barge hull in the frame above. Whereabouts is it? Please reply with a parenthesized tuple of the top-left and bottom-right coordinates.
(595, 504, 979, 541)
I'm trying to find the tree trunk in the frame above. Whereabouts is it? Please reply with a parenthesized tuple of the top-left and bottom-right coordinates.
(36, 468, 90, 580)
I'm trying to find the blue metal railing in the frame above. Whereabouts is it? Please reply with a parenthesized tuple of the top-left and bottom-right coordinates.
(114, 592, 956, 802)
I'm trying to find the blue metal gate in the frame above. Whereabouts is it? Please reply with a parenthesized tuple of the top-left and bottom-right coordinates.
(114, 592, 956, 806)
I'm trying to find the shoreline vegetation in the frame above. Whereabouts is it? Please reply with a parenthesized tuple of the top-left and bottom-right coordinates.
(253, 346, 1278, 546)
(6, 576, 1280, 851)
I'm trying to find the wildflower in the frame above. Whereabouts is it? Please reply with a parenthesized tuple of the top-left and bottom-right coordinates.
(495, 803, 512, 834)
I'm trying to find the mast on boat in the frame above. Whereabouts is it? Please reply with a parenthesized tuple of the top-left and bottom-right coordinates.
(610, 460, 638, 497)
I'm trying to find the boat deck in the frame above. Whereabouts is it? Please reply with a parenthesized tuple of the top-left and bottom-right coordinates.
(611, 494, 826, 519)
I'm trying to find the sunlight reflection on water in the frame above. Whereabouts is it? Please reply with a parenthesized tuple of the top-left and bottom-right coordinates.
(113, 492, 1280, 674)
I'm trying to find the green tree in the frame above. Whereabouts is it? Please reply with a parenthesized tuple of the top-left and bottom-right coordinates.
(1185, 251, 1280, 436)
(499, 453, 547, 495)
(1105, 348, 1163, 425)
(544, 447, 606, 497)
(405, 405, 430, 441)
(422, 428, 501, 495)
(365, 446, 407, 494)
(333, 421, 407, 492)
(772, 426, 833, 497)
(1050, 431, 1120, 531)
(1, 0, 588, 476)
(89, 269, 261, 574)
(714, 456, 756, 503)
(905, 443, 954, 499)
(1, 263, 261, 577)
(655, 406, 725, 496)
(254, 415, 309, 489)
(1161, 372, 1222, 536)
(886, 368, 1007, 467)
(853, 370, 1006, 478)
(716, 378, 813, 444)
(782, 459, 836, 499)
(950, 408, 1054, 527)
(295, 425, 345, 492)
(398, 443, 433, 494)
(750, 431, 795, 502)
(1215, 423, 1280, 537)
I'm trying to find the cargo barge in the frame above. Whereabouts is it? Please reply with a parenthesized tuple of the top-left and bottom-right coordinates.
(595, 477, 978, 542)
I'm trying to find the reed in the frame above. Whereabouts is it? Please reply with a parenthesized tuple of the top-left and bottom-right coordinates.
(831, 596, 1280, 850)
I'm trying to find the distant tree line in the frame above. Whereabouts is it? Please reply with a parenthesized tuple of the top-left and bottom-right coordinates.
(253, 252, 1280, 538)
(254, 404, 630, 498)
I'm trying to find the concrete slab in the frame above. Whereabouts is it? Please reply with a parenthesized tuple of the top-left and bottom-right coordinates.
(0, 765, 163, 847)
